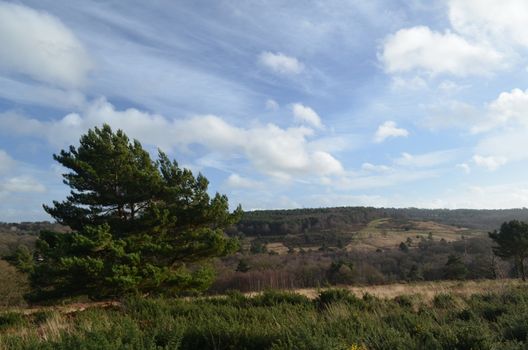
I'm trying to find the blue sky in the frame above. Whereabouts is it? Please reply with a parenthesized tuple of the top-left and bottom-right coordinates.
(1, 0, 528, 221)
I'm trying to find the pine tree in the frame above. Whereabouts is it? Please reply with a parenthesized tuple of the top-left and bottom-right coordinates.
(489, 220, 528, 281)
(28, 124, 241, 300)
(443, 254, 468, 280)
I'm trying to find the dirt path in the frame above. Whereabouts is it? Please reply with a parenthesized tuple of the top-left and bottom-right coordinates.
(4, 300, 120, 315)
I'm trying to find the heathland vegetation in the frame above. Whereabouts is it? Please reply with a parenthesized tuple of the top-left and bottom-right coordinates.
(3, 125, 528, 349)
(3, 284, 528, 349)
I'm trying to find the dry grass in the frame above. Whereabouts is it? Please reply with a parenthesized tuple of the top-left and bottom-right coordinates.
(0, 260, 29, 308)
(3, 301, 120, 316)
(36, 312, 72, 342)
(0, 303, 117, 346)
(346, 218, 484, 252)
(265, 242, 289, 254)
(292, 278, 525, 302)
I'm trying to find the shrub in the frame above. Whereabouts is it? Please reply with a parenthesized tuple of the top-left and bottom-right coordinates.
(433, 293, 455, 309)
(0, 312, 25, 330)
(393, 295, 414, 308)
(253, 290, 310, 306)
(315, 289, 364, 309)
(500, 313, 528, 342)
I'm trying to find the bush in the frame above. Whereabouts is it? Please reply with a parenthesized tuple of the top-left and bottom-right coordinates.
(433, 293, 455, 309)
(253, 290, 310, 306)
(315, 289, 365, 309)
(393, 295, 414, 308)
(0, 312, 25, 330)
(500, 313, 528, 342)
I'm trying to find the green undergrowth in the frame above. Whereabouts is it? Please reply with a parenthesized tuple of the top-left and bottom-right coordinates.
(2, 287, 528, 349)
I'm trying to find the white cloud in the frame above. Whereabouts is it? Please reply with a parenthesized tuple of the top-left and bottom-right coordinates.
(310, 182, 528, 210)
(361, 163, 392, 173)
(1, 176, 46, 193)
(449, 0, 528, 47)
(258, 51, 304, 75)
(431, 183, 528, 209)
(472, 155, 507, 171)
(472, 88, 528, 133)
(456, 163, 471, 174)
(374, 121, 408, 143)
(0, 98, 343, 181)
(394, 150, 459, 168)
(0, 2, 92, 88)
(381, 26, 504, 76)
(391, 76, 427, 90)
(0, 150, 15, 175)
(306, 193, 390, 208)
(292, 103, 323, 129)
(476, 128, 528, 166)
(461, 88, 528, 168)
(438, 80, 467, 94)
(225, 174, 262, 189)
(423, 100, 479, 130)
(265, 99, 279, 111)
(334, 169, 438, 191)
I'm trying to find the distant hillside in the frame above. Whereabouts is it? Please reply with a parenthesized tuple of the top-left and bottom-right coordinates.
(1, 208, 526, 295)
(0, 222, 68, 256)
(2, 207, 528, 257)
(231, 207, 528, 238)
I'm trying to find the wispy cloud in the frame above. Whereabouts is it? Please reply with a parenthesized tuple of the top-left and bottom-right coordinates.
(258, 52, 304, 75)
(374, 121, 408, 143)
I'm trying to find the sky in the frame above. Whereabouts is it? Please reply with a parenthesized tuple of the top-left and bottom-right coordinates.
(1, 0, 528, 221)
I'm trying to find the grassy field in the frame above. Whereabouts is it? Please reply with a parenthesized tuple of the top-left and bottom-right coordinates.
(2, 279, 528, 349)
(345, 218, 484, 252)
(260, 218, 485, 255)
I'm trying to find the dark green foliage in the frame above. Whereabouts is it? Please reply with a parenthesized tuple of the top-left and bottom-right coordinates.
(11, 245, 34, 273)
(27, 125, 241, 301)
(315, 288, 365, 309)
(433, 293, 455, 309)
(489, 220, 528, 280)
(500, 312, 528, 342)
(0, 312, 25, 330)
(253, 290, 311, 306)
(393, 295, 414, 308)
(444, 254, 468, 280)
(236, 259, 250, 272)
(5, 287, 528, 349)
(326, 260, 355, 284)
(250, 240, 267, 254)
